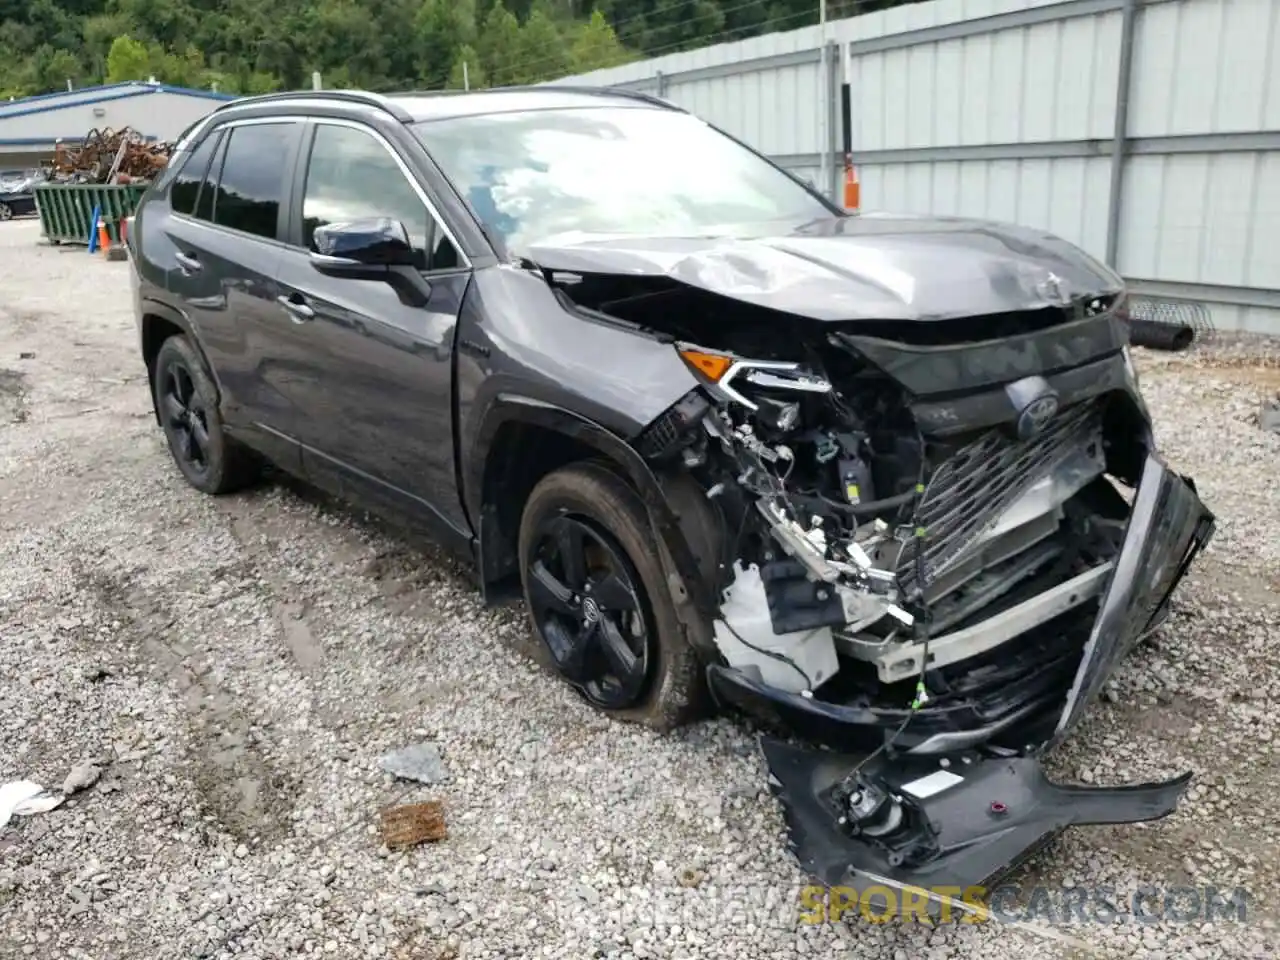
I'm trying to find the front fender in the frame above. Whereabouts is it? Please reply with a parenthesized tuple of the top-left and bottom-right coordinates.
(468, 396, 718, 635)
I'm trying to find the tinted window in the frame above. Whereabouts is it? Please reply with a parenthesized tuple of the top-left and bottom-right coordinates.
(194, 133, 227, 224)
(302, 123, 460, 271)
(211, 123, 293, 240)
(170, 131, 221, 216)
(414, 107, 832, 252)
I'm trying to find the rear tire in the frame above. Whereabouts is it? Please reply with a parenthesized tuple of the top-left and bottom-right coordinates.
(152, 335, 259, 494)
(0, 202, 12, 221)
(518, 462, 703, 731)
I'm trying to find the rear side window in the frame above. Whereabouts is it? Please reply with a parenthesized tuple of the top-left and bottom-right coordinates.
(194, 134, 227, 224)
(209, 123, 293, 240)
(169, 131, 221, 216)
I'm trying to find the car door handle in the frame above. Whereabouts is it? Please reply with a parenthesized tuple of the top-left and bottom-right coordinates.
(276, 295, 315, 323)
(175, 252, 202, 275)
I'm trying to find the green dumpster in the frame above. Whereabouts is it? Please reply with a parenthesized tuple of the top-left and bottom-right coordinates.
(33, 182, 150, 245)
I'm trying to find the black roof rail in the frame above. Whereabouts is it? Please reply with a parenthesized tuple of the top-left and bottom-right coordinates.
(213, 89, 414, 122)
(600, 86, 681, 110)
(367, 84, 682, 111)
(498, 84, 682, 110)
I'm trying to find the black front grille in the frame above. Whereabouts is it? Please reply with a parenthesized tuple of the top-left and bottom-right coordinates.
(897, 398, 1103, 594)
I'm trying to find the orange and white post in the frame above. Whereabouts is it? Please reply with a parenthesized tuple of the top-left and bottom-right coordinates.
(840, 44, 860, 213)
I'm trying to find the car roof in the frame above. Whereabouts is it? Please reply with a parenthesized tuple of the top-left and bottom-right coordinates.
(214, 86, 678, 125)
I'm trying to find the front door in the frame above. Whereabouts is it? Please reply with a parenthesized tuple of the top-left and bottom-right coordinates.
(272, 119, 472, 535)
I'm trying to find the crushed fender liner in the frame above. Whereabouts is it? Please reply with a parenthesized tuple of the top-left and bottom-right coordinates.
(732, 455, 1213, 892)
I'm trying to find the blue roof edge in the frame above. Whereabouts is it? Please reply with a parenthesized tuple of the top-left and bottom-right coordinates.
(0, 134, 161, 147)
(1, 82, 234, 118)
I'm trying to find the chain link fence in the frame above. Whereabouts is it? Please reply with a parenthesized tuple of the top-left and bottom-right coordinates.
(1125, 297, 1216, 352)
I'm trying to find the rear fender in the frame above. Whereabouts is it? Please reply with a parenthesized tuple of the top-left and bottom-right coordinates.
(138, 299, 222, 421)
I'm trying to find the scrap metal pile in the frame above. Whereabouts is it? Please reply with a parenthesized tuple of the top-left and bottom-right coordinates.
(47, 127, 173, 185)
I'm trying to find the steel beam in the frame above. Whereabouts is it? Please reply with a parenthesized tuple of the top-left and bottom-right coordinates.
(1105, 0, 1138, 266)
(772, 131, 1280, 169)
(619, 0, 1181, 90)
(1125, 279, 1280, 312)
(845, 0, 1126, 58)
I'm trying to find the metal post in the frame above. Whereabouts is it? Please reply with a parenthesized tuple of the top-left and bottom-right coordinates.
(66, 79, 73, 92)
(463, 61, 470, 91)
(655, 70, 667, 98)
(818, 0, 830, 200)
(840, 41, 855, 209)
(826, 41, 841, 203)
(312, 71, 323, 91)
(1105, 0, 1138, 268)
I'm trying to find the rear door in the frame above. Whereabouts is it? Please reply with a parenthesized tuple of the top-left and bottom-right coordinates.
(272, 118, 473, 534)
(162, 118, 305, 468)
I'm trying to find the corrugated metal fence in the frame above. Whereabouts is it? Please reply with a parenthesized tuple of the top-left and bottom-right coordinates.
(550, 0, 1280, 335)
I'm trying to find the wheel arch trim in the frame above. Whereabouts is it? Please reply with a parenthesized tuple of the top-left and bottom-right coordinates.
(139, 299, 223, 418)
(469, 394, 717, 629)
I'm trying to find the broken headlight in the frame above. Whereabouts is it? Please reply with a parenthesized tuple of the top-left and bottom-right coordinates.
(676, 344, 832, 412)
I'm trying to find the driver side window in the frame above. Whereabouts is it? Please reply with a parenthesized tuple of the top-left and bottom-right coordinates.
(301, 123, 460, 271)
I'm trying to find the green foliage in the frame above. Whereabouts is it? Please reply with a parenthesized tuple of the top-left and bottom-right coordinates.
(570, 10, 630, 74)
(0, 0, 924, 100)
(104, 34, 148, 82)
(477, 2, 522, 88)
(513, 2, 569, 83)
(447, 44, 484, 90)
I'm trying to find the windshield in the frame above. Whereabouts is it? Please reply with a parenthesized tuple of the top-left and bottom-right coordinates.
(413, 106, 833, 251)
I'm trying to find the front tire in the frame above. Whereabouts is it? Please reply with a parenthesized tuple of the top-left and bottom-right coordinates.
(517, 462, 703, 730)
(0, 202, 12, 221)
(152, 335, 258, 494)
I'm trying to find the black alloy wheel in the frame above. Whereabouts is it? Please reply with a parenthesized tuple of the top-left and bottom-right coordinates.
(525, 514, 652, 709)
(517, 462, 704, 729)
(159, 357, 211, 480)
(151, 334, 258, 495)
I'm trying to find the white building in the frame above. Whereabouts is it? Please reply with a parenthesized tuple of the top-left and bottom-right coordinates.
(0, 81, 235, 172)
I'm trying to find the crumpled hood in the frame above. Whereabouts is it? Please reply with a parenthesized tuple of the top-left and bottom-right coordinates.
(526, 213, 1125, 322)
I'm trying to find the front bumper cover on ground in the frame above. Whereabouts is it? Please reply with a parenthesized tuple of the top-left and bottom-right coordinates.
(724, 455, 1215, 895)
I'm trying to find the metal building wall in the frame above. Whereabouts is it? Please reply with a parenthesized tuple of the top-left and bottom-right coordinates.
(0, 90, 229, 143)
(552, 0, 1280, 335)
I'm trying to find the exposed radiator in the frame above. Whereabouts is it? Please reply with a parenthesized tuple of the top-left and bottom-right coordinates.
(896, 398, 1104, 594)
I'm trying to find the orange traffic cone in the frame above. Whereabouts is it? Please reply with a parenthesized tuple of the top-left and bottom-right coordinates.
(843, 162, 861, 212)
(98, 219, 111, 256)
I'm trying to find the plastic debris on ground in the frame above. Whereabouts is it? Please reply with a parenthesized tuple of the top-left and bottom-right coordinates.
(0, 780, 66, 828)
(377, 742, 450, 785)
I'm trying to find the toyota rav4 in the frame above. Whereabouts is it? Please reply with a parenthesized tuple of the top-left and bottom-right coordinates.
(128, 86, 1214, 900)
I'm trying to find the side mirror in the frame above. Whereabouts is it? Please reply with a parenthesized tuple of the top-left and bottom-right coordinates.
(310, 218, 418, 277)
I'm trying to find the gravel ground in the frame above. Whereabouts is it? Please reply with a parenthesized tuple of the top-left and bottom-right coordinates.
(1, 217, 1278, 959)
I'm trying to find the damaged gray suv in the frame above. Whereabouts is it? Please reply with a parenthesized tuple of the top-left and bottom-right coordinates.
(129, 86, 1214, 898)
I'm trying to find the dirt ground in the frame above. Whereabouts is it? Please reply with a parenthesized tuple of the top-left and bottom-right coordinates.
(1, 217, 1278, 959)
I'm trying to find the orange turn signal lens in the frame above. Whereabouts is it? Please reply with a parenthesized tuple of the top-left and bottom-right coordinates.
(679, 349, 733, 382)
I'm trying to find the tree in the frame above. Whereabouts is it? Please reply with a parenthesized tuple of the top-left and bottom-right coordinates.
(105, 35, 150, 83)
(570, 10, 630, 74)
(37, 48, 86, 92)
(416, 0, 477, 89)
(512, 2, 569, 83)
(447, 44, 485, 90)
(0, 0, 931, 101)
(477, 2, 521, 88)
